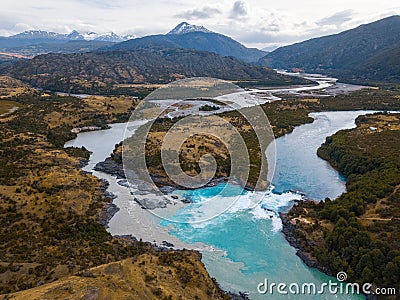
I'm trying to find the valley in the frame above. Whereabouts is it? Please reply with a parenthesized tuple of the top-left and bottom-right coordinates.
(67, 79, 400, 298)
(0, 12, 399, 300)
(260, 16, 400, 86)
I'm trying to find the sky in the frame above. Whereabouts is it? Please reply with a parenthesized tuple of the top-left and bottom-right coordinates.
(1, 0, 399, 50)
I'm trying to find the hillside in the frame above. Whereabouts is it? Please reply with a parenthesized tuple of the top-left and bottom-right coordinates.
(1, 40, 116, 58)
(260, 15, 400, 84)
(1, 253, 231, 300)
(0, 78, 234, 298)
(2, 48, 311, 93)
(350, 44, 400, 83)
(282, 112, 400, 292)
(107, 22, 266, 63)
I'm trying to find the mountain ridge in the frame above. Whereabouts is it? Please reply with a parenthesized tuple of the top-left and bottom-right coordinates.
(259, 15, 400, 84)
(2, 48, 312, 93)
(167, 21, 212, 35)
(106, 22, 266, 63)
(0, 23, 266, 63)
(0, 30, 134, 59)
(6, 29, 134, 43)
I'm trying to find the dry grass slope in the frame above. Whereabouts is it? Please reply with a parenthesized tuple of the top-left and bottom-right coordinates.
(1, 251, 230, 300)
(0, 78, 233, 299)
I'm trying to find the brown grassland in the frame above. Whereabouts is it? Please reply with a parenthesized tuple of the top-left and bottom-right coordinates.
(0, 77, 231, 299)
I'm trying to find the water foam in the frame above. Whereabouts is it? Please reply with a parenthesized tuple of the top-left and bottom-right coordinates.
(164, 184, 303, 232)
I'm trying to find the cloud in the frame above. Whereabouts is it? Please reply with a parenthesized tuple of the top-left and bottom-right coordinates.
(175, 6, 221, 20)
(0, 0, 398, 48)
(71, 0, 122, 9)
(229, 0, 249, 19)
(317, 10, 354, 26)
(12, 23, 34, 32)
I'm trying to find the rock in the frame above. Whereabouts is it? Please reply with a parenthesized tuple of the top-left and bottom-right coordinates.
(279, 212, 332, 276)
(98, 203, 120, 228)
(159, 186, 175, 194)
(161, 241, 174, 248)
(135, 197, 171, 210)
(99, 178, 110, 190)
(94, 157, 125, 179)
(79, 159, 89, 168)
(117, 179, 131, 188)
(171, 195, 179, 200)
(82, 286, 99, 300)
(104, 191, 117, 200)
(80, 270, 97, 278)
(114, 234, 137, 242)
(181, 198, 192, 204)
(227, 291, 250, 300)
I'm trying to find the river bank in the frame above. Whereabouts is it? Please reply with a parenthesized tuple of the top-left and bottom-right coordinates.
(280, 112, 400, 299)
(63, 72, 400, 299)
(68, 110, 378, 300)
(279, 211, 332, 275)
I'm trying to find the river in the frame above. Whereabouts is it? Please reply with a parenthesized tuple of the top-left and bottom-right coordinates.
(65, 84, 371, 299)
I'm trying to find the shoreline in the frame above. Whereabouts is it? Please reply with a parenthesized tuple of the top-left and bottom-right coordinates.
(279, 210, 332, 276)
(94, 154, 245, 195)
(80, 145, 250, 299)
(92, 167, 250, 299)
(279, 208, 377, 300)
(65, 80, 380, 299)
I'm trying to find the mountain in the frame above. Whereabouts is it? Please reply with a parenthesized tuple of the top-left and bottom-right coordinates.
(66, 30, 85, 40)
(0, 30, 135, 58)
(8, 29, 133, 43)
(354, 45, 400, 83)
(106, 22, 266, 63)
(0, 24, 265, 63)
(9, 30, 68, 40)
(167, 22, 211, 35)
(0, 30, 133, 49)
(0, 31, 68, 49)
(259, 15, 400, 84)
(94, 32, 127, 42)
(83, 32, 135, 42)
(2, 48, 312, 93)
(2, 40, 116, 58)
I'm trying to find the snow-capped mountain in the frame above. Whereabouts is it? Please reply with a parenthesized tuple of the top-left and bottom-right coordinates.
(82, 32, 98, 40)
(0, 24, 266, 63)
(9, 30, 68, 40)
(7, 30, 134, 43)
(81, 31, 134, 42)
(67, 30, 85, 40)
(0, 30, 136, 55)
(95, 32, 128, 42)
(167, 22, 212, 35)
(110, 22, 266, 63)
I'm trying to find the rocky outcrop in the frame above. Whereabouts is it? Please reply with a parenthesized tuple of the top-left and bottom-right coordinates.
(279, 212, 332, 276)
(94, 157, 125, 179)
(98, 202, 119, 228)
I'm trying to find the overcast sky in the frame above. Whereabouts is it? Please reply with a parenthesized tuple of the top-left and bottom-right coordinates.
(1, 0, 399, 49)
